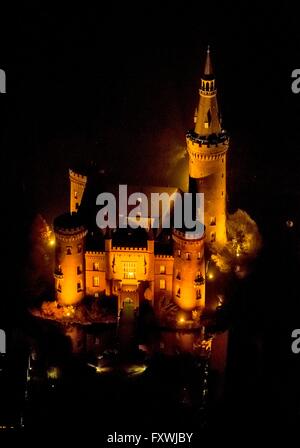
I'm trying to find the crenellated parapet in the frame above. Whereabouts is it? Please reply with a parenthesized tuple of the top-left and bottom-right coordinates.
(85, 251, 105, 256)
(155, 254, 174, 259)
(111, 246, 148, 252)
(54, 226, 88, 243)
(69, 169, 87, 185)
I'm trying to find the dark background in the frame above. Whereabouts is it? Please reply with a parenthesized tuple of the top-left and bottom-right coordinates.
(0, 2, 300, 439)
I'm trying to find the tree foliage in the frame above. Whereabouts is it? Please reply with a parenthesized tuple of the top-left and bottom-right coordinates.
(211, 209, 262, 274)
(25, 214, 54, 301)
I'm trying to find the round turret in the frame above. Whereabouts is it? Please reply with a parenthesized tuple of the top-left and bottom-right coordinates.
(54, 213, 87, 306)
(172, 228, 206, 312)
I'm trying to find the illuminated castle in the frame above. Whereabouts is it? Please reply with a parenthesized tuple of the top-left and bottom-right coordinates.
(53, 48, 228, 316)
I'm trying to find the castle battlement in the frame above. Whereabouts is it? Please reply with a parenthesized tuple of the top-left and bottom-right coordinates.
(173, 228, 205, 242)
(69, 169, 88, 183)
(54, 213, 87, 242)
(155, 254, 174, 259)
(111, 246, 148, 252)
(85, 251, 105, 255)
(187, 130, 228, 151)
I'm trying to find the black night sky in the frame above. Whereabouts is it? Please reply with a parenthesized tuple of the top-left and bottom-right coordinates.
(1, 2, 300, 440)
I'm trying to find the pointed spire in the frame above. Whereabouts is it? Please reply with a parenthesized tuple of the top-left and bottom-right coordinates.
(204, 45, 213, 76)
(194, 47, 220, 136)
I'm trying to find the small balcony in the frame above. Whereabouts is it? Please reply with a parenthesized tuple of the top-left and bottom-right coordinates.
(54, 269, 63, 279)
(194, 274, 204, 286)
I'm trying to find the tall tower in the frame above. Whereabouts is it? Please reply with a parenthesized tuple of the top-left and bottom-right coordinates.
(187, 47, 229, 246)
(69, 169, 87, 214)
(54, 213, 87, 306)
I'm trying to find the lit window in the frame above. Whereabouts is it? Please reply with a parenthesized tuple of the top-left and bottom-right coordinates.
(197, 252, 201, 260)
(77, 265, 82, 275)
(74, 191, 78, 199)
(204, 122, 209, 129)
(124, 262, 136, 279)
(177, 249, 181, 257)
(77, 244, 82, 253)
(93, 276, 100, 287)
(210, 217, 216, 226)
(185, 253, 191, 260)
(77, 281, 82, 292)
(93, 262, 100, 271)
(176, 288, 181, 298)
(66, 246, 72, 255)
(159, 279, 166, 289)
(160, 265, 166, 274)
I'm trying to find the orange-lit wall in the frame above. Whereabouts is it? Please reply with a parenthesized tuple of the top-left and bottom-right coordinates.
(54, 225, 208, 313)
(54, 226, 87, 306)
(187, 139, 228, 246)
(85, 251, 106, 296)
(154, 255, 174, 311)
(172, 229, 205, 311)
(69, 169, 87, 214)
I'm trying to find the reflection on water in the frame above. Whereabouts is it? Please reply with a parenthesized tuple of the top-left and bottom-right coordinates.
(2, 313, 227, 433)
(60, 319, 209, 360)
